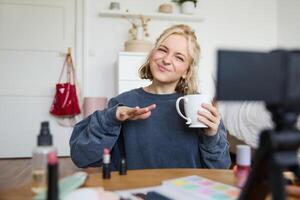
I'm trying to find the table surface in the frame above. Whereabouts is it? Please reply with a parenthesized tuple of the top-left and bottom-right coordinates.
(1, 167, 299, 200)
(0, 168, 236, 200)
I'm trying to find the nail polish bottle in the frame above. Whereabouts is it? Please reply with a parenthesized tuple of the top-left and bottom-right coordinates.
(236, 145, 251, 188)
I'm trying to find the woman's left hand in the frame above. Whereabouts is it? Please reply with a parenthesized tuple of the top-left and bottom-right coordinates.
(197, 100, 221, 136)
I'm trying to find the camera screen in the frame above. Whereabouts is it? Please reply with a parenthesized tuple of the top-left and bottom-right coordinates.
(216, 50, 282, 103)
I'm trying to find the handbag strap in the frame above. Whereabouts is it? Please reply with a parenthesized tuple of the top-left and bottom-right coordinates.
(58, 53, 77, 84)
(67, 54, 77, 85)
(67, 53, 81, 100)
(58, 55, 69, 83)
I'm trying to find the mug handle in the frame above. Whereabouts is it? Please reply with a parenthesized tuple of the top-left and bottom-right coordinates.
(176, 96, 192, 125)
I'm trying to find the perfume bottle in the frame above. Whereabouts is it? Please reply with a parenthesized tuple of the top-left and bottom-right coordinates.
(31, 121, 56, 193)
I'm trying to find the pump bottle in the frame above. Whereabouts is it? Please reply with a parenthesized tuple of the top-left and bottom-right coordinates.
(31, 121, 56, 193)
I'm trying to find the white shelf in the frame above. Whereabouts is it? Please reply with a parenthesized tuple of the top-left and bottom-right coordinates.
(99, 10, 204, 22)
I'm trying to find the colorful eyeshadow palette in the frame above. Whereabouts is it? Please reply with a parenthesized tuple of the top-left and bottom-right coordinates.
(158, 175, 240, 200)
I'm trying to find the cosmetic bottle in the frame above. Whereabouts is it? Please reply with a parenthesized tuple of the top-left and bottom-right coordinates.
(31, 121, 57, 193)
(236, 145, 251, 188)
(119, 158, 127, 175)
(102, 148, 111, 179)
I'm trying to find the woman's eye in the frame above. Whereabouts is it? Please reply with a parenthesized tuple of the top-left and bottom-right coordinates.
(158, 48, 167, 52)
(176, 56, 184, 62)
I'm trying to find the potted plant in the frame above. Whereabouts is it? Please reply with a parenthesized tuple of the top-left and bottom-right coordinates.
(173, 0, 197, 15)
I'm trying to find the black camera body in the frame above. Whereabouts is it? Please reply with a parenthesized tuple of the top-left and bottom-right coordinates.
(216, 49, 300, 112)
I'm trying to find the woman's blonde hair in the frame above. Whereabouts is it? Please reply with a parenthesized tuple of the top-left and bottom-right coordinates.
(138, 24, 201, 95)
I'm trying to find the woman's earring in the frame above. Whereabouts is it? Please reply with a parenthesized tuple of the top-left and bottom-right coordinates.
(182, 78, 188, 91)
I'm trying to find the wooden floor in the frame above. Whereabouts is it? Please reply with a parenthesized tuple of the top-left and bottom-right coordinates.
(0, 157, 84, 191)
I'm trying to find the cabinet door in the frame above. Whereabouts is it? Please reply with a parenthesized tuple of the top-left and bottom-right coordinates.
(118, 52, 147, 80)
(118, 52, 150, 94)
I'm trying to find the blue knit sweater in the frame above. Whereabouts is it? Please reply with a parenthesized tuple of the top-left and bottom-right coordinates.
(70, 88, 231, 169)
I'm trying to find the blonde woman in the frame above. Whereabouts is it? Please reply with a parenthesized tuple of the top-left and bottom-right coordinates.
(70, 24, 231, 169)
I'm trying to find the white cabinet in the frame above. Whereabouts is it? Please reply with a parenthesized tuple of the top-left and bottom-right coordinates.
(117, 52, 151, 94)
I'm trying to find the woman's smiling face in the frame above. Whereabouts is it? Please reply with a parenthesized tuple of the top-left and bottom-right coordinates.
(149, 34, 191, 85)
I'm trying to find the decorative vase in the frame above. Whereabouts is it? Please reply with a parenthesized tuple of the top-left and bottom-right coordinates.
(181, 1, 196, 15)
(124, 39, 153, 52)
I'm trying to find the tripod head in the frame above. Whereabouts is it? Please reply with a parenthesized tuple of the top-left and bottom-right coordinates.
(267, 104, 299, 131)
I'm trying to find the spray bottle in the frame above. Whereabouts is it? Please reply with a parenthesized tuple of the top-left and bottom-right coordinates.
(31, 121, 56, 193)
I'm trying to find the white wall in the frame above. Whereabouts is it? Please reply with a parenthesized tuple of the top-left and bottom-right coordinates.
(85, 0, 277, 99)
(277, 0, 300, 48)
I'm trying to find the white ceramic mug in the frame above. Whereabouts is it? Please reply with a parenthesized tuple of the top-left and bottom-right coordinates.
(176, 94, 212, 128)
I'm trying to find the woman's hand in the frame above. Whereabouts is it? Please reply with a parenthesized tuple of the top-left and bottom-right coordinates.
(197, 100, 221, 136)
(116, 104, 156, 122)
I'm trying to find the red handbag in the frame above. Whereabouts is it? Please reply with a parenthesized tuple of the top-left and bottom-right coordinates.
(50, 53, 81, 117)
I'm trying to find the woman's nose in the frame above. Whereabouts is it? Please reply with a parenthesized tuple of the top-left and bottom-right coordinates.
(162, 54, 172, 65)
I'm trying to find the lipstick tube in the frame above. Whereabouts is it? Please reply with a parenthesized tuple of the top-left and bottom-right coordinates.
(47, 152, 59, 200)
(102, 148, 111, 179)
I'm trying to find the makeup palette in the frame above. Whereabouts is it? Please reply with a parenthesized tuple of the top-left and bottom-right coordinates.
(158, 175, 240, 200)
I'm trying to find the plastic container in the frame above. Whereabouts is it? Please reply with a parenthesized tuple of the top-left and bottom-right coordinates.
(31, 121, 56, 193)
